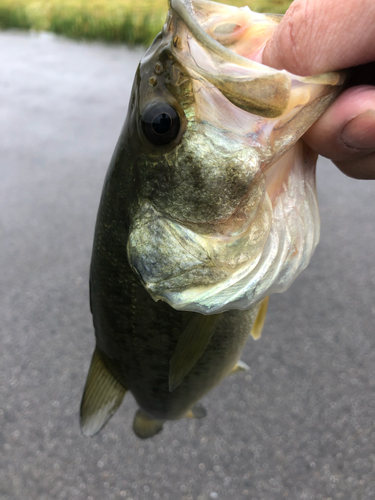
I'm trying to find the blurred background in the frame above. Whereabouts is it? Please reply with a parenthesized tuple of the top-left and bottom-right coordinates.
(1, 1, 375, 499)
(0, 0, 292, 45)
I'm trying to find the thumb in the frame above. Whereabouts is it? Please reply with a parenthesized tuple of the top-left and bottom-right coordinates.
(262, 0, 375, 75)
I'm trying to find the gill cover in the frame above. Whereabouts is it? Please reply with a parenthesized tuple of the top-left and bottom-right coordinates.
(126, 0, 345, 314)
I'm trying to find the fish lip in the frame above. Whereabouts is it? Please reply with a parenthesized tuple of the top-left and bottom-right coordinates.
(170, 0, 273, 72)
(170, 0, 345, 86)
(165, 0, 344, 129)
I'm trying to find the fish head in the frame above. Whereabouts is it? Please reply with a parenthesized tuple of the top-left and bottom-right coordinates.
(118, 0, 345, 314)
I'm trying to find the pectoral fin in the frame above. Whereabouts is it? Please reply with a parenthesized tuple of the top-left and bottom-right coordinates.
(250, 296, 269, 340)
(80, 347, 127, 436)
(169, 313, 221, 392)
(133, 410, 164, 439)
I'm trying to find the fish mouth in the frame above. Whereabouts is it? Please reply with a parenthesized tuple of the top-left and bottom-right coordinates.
(168, 0, 344, 123)
(126, 0, 343, 314)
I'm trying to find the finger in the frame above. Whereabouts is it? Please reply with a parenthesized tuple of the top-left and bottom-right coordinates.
(302, 86, 375, 163)
(333, 152, 375, 180)
(262, 0, 375, 76)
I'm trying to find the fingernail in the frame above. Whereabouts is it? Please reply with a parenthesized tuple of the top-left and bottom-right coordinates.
(341, 110, 375, 150)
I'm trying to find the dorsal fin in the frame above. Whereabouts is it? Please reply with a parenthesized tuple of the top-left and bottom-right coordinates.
(250, 296, 269, 340)
(80, 347, 127, 436)
(169, 313, 221, 392)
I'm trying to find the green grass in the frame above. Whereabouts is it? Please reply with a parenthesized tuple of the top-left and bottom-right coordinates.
(0, 0, 292, 45)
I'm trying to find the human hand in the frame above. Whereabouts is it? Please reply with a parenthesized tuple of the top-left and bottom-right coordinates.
(263, 0, 375, 179)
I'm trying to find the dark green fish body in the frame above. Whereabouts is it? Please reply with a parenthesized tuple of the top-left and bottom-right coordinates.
(80, 0, 344, 438)
(92, 261, 259, 422)
(88, 162, 262, 431)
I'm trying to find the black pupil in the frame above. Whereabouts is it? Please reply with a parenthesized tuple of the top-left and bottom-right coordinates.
(152, 113, 171, 135)
(141, 102, 180, 146)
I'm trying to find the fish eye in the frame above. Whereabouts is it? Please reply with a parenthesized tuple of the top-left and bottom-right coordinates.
(141, 102, 180, 146)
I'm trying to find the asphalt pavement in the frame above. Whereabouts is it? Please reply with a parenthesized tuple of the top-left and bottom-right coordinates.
(1, 30, 375, 500)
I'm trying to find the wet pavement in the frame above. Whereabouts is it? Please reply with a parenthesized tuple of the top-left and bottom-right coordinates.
(1, 30, 375, 500)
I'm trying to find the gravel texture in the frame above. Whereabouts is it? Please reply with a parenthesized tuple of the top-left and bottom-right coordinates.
(1, 31, 375, 500)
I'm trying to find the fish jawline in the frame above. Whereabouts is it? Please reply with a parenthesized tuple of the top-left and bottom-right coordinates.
(128, 141, 319, 314)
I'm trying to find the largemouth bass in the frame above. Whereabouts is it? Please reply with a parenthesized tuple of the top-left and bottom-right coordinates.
(80, 0, 344, 439)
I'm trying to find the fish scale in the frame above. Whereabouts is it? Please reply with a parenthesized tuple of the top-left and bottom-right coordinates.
(80, 0, 344, 438)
